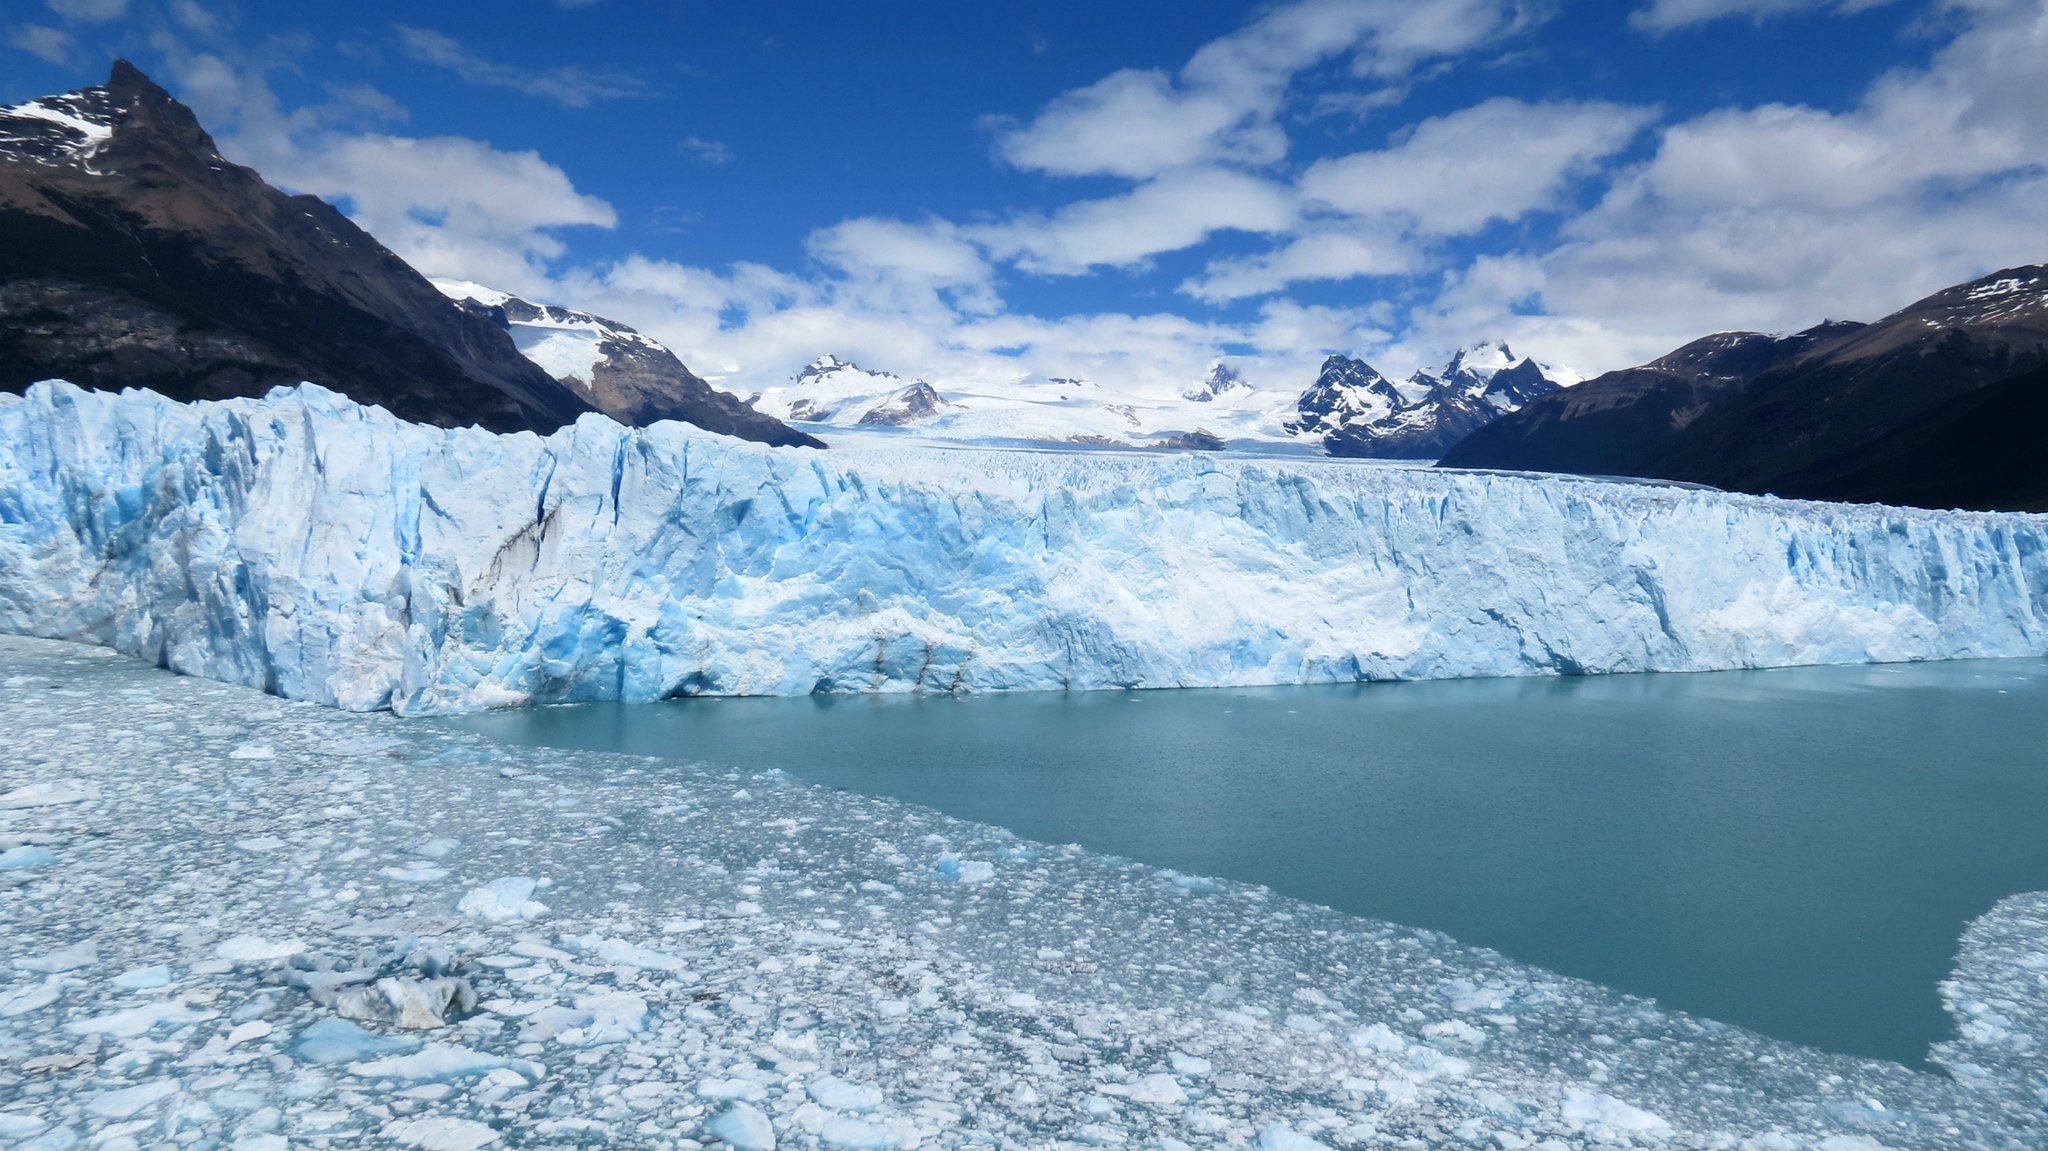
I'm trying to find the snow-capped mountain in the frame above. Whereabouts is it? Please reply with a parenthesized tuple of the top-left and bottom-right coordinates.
(6, 379, 2044, 713)
(1288, 341, 1575, 460)
(1182, 362, 1253, 402)
(746, 356, 949, 427)
(0, 62, 586, 434)
(434, 281, 819, 448)
(1443, 265, 2048, 510)
(743, 356, 1308, 452)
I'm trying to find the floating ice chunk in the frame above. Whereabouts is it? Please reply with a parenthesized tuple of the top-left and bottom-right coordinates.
(1124, 1073, 1187, 1105)
(808, 1075, 884, 1112)
(234, 837, 287, 852)
(293, 1017, 423, 1064)
(111, 965, 173, 990)
(227, 743, 275, 760)
(0, 977, 63, 1018)
(458, 877, 549, 922)
(0, 1114, 49, 1138)
(86, 1079, 179, 1119)
(215, 935, 303, 964)
(1257, 1124, 1332, 1151)
(386, 1117, 501, 1150)
(232, 1135, 289, 1151)
(1559, 1089, 1670, 1136)
(1160, 869, 1224, 894)
(1421, 1018, 1486, 1047)
(514, 1004, 589, 1043)
(67, 1000, 208, 1036)
(934, 857, 995, 884)
(561, 934, 688, 971)
(382, 864, 449, 882)
(326, 976, 477, 1029)
(413, 837, 461, 859)
(818, 1115, 896, 1149)
(0, 781, 98, 808)
(700, 1077, 770, 1101)
(1168, 1051, 1212, 1076)
(560, 992, 647, 1045)
(0, 845, 56, 869)
(706, 1102, 776, 1151)
(1349, 1023, 1405, 1053)
(350, 1044, 540, 1084)
(16, 941, 95, 972)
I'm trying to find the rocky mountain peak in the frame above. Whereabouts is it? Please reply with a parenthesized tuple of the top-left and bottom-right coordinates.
(0, 61, 220, 174)
(1291, 344, 1570, 460)
(1183, 361, 1251, 402)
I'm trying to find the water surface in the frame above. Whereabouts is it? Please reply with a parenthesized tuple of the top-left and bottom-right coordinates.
(448, 658, 2048, 1067)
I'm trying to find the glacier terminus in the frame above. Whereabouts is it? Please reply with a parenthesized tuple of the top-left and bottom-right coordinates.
(1, 380, 2043, 715)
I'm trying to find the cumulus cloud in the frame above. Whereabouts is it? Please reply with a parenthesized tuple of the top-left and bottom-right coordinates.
(1175, 99, 1651, 303)
(1630, 0, 1899, 32)
(10, 24, 77, 65)
(393, 25, 649, 107)
(157, 48, 617, 296)
(1431, 0, 2048, 372)
(991, 0, 1538, 180)
(1182, 227, 1419, 304)
(44, 0, 129, 23)
(975, 167, 1298, 275)
(1299, 99, 1656, 234)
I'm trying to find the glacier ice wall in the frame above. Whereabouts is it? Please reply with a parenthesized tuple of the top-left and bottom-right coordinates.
(1, 381, 2044, 714)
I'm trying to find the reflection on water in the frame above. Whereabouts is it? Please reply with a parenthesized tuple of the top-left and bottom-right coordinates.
(447, 659, 2048, 1067)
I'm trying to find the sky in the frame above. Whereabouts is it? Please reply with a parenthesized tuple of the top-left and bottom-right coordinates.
(4, 0, 2047, 397)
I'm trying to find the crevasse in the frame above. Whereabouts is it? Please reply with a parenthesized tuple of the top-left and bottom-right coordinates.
(1, 381, 2043, 714)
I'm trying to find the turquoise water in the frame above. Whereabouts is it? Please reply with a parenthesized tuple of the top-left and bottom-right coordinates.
(447, 658, 2048, 1067)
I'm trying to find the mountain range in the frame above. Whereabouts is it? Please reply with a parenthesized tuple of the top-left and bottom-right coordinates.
(0, 62, 810, 447)
(1440, 267, 2048, 511)
(435, 281, 819, 447)
(1287, 341, 1576, 459)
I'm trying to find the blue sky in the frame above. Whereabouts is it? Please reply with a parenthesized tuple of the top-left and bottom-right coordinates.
(6, 0, 2046, 395)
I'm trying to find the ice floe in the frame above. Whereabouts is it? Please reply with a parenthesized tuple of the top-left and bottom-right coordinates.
(0, 634, 2043, 1149)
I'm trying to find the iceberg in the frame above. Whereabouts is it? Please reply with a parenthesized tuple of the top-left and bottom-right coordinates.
(0, 381, 2043, 714)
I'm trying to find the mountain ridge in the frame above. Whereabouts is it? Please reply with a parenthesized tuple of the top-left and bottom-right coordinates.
(1439, 265, 2048, 511)
(0, 61, 587, 434)
(1288, 341, 1574, 459)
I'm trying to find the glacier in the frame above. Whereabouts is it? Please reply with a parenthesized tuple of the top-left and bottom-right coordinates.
(1, 379, 2045, 715)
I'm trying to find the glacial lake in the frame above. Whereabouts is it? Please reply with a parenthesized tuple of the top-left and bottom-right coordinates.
(447, 658, 2048, 1068)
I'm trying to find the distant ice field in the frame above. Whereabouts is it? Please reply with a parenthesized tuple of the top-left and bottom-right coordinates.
(1, 635, 2044, 1148)
(2, 381, 2045, 715)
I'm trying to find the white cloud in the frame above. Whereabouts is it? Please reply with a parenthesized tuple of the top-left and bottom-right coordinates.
(1422, 0, 2048, 373)
(678, 135, 730, 165)
(10, 24, 76, 65)
(1631, 0, 1899, 32)
(1299, 98, 1656, 234)
(1176, 99, 1651, 303)
(44, 0, 128, 24)
(991, 0, 1538, 180)
(157, 49, 618, 296)
(1182, 227, 1418, 303)
(393, 25, 649, 108)
(976, 167, 1298, 275)
(991, 68, 1277, 179)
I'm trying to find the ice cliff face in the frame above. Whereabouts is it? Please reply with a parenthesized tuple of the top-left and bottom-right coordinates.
(2, 381, 2045, 714)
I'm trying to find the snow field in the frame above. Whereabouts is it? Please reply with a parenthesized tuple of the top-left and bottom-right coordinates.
(0, 635, 2044, 1149)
